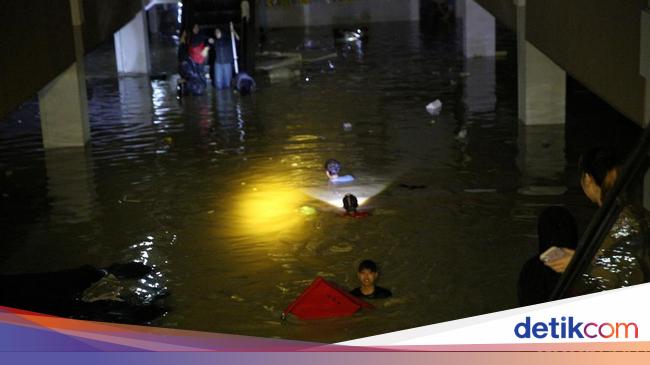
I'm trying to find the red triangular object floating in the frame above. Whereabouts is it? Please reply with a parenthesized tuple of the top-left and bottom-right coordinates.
(283, 277, 373, 320)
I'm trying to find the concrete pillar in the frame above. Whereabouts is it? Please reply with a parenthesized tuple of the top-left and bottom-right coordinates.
(257, 0, 269, 29)
(37, 0, 89, 149)
(45, 148, 97, 224)
(455, 0, 465, 19)
(409, 0, 420, 21)
(303, 3, 312, 31)
(114, 10, 151, 75)
(516, 1, 566, 125)
(460, 0, 495, 58)
(147, 6, 160, 35)
(515, 0, 566, 194)
(464, 57, 496, 113)
(516, 125, 567, 195)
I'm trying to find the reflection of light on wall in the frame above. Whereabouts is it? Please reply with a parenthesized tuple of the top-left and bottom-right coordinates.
(234, 181, 306, 237)
(177, 2, 183, 24)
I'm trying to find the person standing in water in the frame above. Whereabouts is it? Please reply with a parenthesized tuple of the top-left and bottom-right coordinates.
(350, 260, 392, 299)
(211, 28, 238, 89)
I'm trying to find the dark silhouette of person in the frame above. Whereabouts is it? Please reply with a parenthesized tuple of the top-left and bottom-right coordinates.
(517, 206, 578, 306)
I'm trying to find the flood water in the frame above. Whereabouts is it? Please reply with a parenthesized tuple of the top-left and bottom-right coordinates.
(0, 21, 639, 342)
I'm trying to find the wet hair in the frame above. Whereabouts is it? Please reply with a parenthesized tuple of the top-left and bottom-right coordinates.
(239, 79, 253, 95)
(342, 194, 358, 213)
(578, 147, 620, 187)
(358, 259, 377, 273)
(537, 206, 578, 252)
(324, 159, 341, 175)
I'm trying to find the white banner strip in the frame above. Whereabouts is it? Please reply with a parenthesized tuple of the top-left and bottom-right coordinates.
(341, 283, 650, 346)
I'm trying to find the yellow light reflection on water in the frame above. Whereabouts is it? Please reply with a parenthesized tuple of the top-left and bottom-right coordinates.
(234, 181, 307, 237)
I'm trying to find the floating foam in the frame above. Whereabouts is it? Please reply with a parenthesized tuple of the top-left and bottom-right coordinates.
(426, 99, 443, 115)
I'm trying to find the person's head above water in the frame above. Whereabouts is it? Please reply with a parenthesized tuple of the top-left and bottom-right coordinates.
(351, 259, 392, 298)
(357, 259, 378, 288)
(324, 159, 341, 178)
(579, 147, 621, 206)
(343, 193, 359, 213)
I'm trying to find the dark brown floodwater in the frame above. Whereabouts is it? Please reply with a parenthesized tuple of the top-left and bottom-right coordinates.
(2, 21, 637, 342)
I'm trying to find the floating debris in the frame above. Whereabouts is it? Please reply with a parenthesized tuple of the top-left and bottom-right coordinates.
(119, 195, 142, 204)
(426, 99, 442, 115)
(82, 274, 124, 303)
(230, 295, 245, 302)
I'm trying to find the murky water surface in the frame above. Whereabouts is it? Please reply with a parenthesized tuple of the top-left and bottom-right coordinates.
(0, 22, 606, 342)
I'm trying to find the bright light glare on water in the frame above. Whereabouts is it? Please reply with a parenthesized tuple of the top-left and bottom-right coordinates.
(233, 180, 307, 237)
(304, 182, 387, 209)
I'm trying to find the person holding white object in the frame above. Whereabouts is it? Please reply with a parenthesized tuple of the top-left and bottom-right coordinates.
(517, 206, 577, 306)
(544, 147, 650, 294)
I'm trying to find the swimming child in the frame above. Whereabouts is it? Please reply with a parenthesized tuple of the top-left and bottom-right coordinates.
(325, 159, 355, 183)
(342, 194, 370, 218)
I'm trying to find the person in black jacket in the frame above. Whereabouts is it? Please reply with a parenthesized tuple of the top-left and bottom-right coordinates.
(211, 28, 238, 89)
(517, 206, 578, 306)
